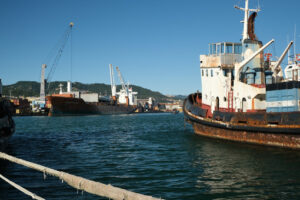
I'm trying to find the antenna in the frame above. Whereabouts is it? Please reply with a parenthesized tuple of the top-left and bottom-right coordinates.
(257, 0, 261, 10)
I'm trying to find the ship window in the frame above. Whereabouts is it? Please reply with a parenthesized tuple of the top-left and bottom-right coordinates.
(206, 69, 208, 77)
(211, 69, 213, 77)
(217, 44, 221, 54)
(286, 71, 292, 79)
(226, 44, 233, 54)
(202, 69, 204, 76)
(234, 44, 242, 54)
(223, 69, 228, 77)
(221, 43, 225, 54)
(212, 44, 216, 54)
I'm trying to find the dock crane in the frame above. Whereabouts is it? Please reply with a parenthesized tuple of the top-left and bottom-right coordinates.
(116, 66, 129, 105)
(34, 22, 73, 112)
(40, 22, 74, 101)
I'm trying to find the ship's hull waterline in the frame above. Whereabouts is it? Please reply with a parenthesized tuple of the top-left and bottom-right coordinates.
(184, 94, 300, 149)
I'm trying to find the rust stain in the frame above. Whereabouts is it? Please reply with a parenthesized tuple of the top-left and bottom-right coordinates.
(184, 93, 300, 149)
(191, 121, 300, 149)
(248, 12, 257, 41)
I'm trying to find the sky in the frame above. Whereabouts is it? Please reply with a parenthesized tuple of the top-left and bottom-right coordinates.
(1, 0, 300, 95)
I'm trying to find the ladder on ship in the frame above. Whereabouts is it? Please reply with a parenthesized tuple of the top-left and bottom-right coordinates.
(228, 90, 234, 112)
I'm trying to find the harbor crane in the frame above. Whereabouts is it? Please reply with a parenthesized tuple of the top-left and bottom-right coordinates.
(116, 66, 128, 94)
(35, 22, 73, 112)
(40, 22, 74, 100)
(109, 64, 117, 101)
(116, 66, 129, 105)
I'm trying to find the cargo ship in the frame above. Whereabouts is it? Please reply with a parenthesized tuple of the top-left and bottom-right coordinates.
(46, 65, 137, 116)
(0, 79, 15, 150)
(183, 0, 300, 149)
(46, 94, 135, 116)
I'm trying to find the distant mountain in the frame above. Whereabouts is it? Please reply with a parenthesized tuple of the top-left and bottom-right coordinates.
(172, 95, 187, 100)
(2, 81, 174, 102)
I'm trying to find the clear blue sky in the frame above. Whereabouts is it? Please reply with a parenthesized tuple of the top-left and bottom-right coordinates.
(1, 0, 299, 95)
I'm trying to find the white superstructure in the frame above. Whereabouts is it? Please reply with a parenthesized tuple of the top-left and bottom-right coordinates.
(110, 65, 138, 106)
(199, 0, 278, 114)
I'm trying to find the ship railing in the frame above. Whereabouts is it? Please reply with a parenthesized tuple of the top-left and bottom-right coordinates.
(0, 152, 163, 200)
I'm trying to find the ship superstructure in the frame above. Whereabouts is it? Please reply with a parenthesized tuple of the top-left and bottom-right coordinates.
(200, 0, 277, 115)
(114, 66, 138, 106)
(183, 0, 300, 149)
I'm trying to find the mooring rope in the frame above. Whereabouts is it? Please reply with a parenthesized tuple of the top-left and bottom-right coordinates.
(0, 152, 162, 200)
(0, 174, 45, 200)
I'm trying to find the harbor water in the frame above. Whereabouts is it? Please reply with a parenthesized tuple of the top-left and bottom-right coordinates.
(1, 113, 300, 199)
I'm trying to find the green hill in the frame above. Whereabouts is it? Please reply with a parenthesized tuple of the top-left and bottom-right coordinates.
(3, 81, 172, 102)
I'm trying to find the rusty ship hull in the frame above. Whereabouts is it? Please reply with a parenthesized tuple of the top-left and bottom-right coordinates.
(184, 93, 300, 149)
(47, 96, 135, 116)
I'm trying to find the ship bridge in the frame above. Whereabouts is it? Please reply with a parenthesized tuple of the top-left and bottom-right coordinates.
(200, 42, 242, 69)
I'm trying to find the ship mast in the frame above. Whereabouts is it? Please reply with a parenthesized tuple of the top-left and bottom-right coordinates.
(235, 0, 260, 41)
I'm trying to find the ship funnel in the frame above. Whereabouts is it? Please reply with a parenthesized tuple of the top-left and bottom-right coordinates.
(67, 81, 72, 93)
(0, 79, 2, 97)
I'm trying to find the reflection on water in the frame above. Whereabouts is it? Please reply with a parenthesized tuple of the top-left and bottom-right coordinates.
(0, 114, 300, 199)
(190, 137, 300, 199)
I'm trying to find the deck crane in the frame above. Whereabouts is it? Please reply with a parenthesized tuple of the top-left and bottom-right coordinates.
(116, 66, 129, 105)
(109, 64, 117, 102)
(40, 22, 74, 99)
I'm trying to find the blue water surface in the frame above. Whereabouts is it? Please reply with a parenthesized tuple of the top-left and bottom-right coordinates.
(1, 113, 300, 199)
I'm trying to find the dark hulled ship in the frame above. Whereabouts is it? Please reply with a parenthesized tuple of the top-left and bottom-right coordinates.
(0, 79, 15, 150)
(46, 95, 135, 116)
(46, 65, 137, 116)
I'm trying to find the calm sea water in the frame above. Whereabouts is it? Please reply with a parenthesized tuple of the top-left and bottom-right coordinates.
(0, 113, 300, 200)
